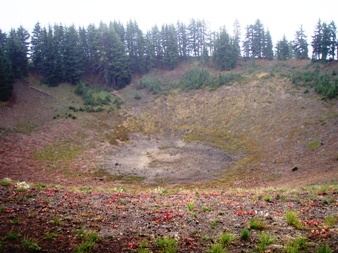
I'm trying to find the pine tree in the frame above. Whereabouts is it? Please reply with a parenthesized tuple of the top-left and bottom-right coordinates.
(242, 25, 253, 58)
(233, 19, 241, 57)
(213, 28, 238, 70)
(161, 24, 179, 70)
(125, 20, 146, 74)
(321, 22, 331, 61)
(6, 29, 29, 79)
(252, 19, 265, 58)
(144, 31, 156, 71)
(0, 38, 14, 101)
(31, 22, 44, 71)
(149, 25, 163, 68)
(328, 21, 337, 60)
(97, 23, 131, 89)
(63, 25, 84, 84)
(311, 19, 323, 60)
(176, 21, 188, 61)
(276, 35, 290, 60)
(292, 25, 308, 59)
(52, 24, 65, 82)
(40, 26, 59, 86)
(263, 30, 274, 60)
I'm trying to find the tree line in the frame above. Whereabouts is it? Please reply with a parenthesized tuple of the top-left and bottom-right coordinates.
(0, 18, 337, 101)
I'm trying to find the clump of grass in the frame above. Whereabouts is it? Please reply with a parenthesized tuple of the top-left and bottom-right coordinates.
(207, 243, 225, 253)
(155, 236, 177, 253)
(210, 220, 218, 229)
(219, 232, 235, 246)
(51, 216, 62, 225)
(316, 244, 333, 253)
(1, 177, 12, 186)
(5, 231, 20, 240)
(241, 228, 250, 241)
(256, 232, 274, 253)
(285, 211, 303, 229)
(137, 240, 151, 253)
(249, 218, 266, 230)
(187, 203, 195, 212)
(307, 140, 321, 150)
(21, 237, 41, 251)
(36, 183, 46, 190)
(324, 215, 337, 227)
(202, 206, 213, 212)
(263, 195, 272, 202)
(74, 232, 99, 253)
(44, 232, 57, 240)
(285, 237, 307, 253)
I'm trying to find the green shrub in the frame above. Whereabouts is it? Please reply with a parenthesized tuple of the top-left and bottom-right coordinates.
(324, 215, 337, 227)
(219, 232, 235, 246)
(215, 72, 242, 87)
(75, 82, 112, 107)
(187, 203, 195, 211)
(285, 237, 307, 253)
(180, 68, 214, 90)
(256, 232, 274, 253)
(316, 244, 333, 253)
(285, 211, 303, 229)
(155, 236, 177, 253)
(137, 76, 161, 94)
(1, 178, 11, 186)
(207, 243, 225, 253)
(21, 237, 41, 251)
(291, 70, 338, 98)
(249, 218, 266, 230)
(74, 232, 99, 253)
(241, 228, 250, 240)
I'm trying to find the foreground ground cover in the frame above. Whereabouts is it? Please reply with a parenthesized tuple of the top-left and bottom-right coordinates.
(1, 179, 337, 252)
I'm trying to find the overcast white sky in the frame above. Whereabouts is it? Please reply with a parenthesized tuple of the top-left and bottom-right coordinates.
(1, 0, 337, 45)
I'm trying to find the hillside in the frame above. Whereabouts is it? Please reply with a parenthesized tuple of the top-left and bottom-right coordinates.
(0, 59, 338, 252)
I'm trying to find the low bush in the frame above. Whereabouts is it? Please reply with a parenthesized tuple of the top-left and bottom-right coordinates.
(291, 70, 338, 98)
(137, 76, 161, 94)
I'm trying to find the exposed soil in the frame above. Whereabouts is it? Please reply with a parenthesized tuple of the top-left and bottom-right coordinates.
(100, 136, 239, 184)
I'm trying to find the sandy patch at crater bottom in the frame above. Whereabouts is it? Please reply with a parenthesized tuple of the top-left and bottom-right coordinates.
(100, 136, 239, 184)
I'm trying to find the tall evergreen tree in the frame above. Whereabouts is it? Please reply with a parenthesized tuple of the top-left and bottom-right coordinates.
(97, 23, 131, 89)
(292, 25, 308, 59)
(161, 24, 179, 70)
(176, 21, 189, 60)
(40, 26, 58, 85)
(0, 36, 14, 101)
(187, 19, 207, 57)
(31, 22, 44, 71)
(242, 25, 253, 58)
(233, 19, 241, 57)
(63, 25, 84, 84)
(328, 21, 337, 60)
(213, 28, 238, 70)
(149, 25, 163, 68)
(276, 35, 290, 60)
(263, 30, 274, 60)
(125, 20, 146, 74)
(144, 31, 156, 71)
(6, 29, 29, 79)
(252, 19, 265, 58)
(311, 19, 323, 60)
